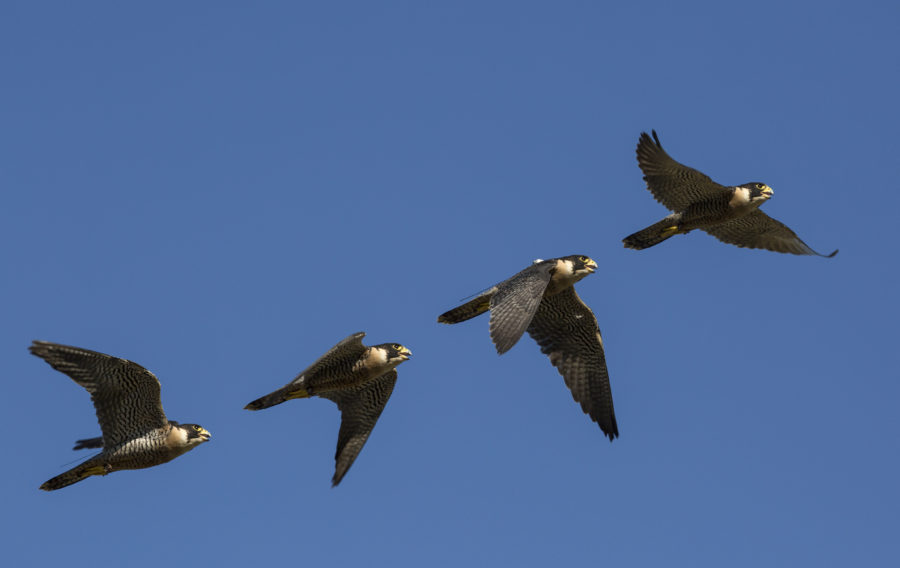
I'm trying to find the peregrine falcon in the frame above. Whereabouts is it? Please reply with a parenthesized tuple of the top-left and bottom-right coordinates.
(623, 130, 838, 257)
(437, 256, 618, 441)
(30, 341, 210, 491)
(244, 332, 411, 486)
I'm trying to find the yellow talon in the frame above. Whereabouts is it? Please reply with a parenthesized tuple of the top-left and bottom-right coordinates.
(285, 389, 310, 400)
(660, 226, 680, 237)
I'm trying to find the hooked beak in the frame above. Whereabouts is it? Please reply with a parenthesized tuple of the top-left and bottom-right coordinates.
(199, 428, 211, 441)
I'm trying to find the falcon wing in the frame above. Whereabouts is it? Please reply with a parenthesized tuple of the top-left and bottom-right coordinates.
(637, 130, 730, 212)
(244, 332, 368, 410)
(702, 210, 838, 257)
(30, 341, 168, 449)
(489, 262, 554, 354)
(321, 370, 398, 486)
(526, 288, 618, 441)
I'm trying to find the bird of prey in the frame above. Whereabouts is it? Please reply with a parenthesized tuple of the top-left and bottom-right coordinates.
(30, 341, 210, 491)
(437, 255, 618, 441)
(623, 130, 837, 257)
(244, 332, 411, 486)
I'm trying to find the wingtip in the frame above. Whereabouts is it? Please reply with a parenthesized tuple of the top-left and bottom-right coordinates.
(602, 415, 620, 442)
(637, 129, 662, 153)
(493, 340, 514, 355)
(825, 249, 839, 258)
(28, 340, 48, 355)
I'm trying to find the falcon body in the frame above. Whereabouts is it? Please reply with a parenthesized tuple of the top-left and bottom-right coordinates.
(623, 130, 837, 257)
(245, 332, 411, 486)
(30, 341, 210, 491)
(438, 255, 618, 441)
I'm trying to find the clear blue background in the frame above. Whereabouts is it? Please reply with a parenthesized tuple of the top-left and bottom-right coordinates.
(2, 1, 898, 566)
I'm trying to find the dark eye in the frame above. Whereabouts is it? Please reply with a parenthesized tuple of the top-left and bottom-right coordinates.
(392, 343, 402, 350)
(193, 425, 202, 431)
(755, 183, 764, 190)
(579, 256, 588, 262)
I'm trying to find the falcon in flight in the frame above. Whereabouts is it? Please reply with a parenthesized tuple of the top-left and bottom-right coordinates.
(244, 332, 411, 486)
(438, 255, 618, 441)
(30, 341, 210, 491)
(623, 130, 837, 257)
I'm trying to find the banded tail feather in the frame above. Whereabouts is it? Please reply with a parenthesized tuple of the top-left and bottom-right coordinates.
(623, 218, 682, 250)
(437, 293, 493, 324)
(244, 386, 309, 411)
(40, 462, 108, 491)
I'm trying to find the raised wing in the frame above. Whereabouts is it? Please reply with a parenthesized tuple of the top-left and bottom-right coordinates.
(321, 370, 398, 486)
(30, 341, 168, 449)
(702, 210, 838, 256)
(526, 288, 618, 440)
(244, 332, 368, 410)
(637, 130, 729, 212)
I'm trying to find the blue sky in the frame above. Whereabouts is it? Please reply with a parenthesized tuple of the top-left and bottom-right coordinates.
(2, 1, 898, 566)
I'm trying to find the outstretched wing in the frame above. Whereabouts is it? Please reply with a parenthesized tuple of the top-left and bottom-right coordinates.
(30, 341, 168, 448)
(702, 210, 838, 257)
(244, 332, 369, 410)
(636, 130, 729, 212)
(489, 262, 554, 354)
(321, 370, 398, 486)
(526, 288, 618, 441)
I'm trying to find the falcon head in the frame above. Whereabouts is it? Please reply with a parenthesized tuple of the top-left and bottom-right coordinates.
(375, 343, 412, 365)
(556, 255, 598, 277)
(174, 423, 211, 447)
(750, 182, 773, 200)
(359, 343, 412, 376)
(570, 255, 598, 275)
(742, 182, 774, 204)
(548, 255, 598, 291)
(367, 343, 412, 369)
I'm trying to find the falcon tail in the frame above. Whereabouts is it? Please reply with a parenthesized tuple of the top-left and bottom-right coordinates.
(73, 436, 103, 450)
(244, 386, 310, 411)
(40, 461, 107, 491)
(623, 218, 683, 250)
(437, 295, 492, 324)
